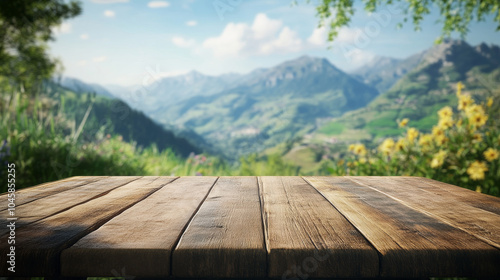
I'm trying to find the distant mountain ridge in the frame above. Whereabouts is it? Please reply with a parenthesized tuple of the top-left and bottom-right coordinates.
(127, 55, 380, 158)
(99, 39, 500, 160)
(55, 76, 115, 98)
(311, 39, 500, 143)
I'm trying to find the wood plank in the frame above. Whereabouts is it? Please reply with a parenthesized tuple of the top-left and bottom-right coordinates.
(351, 176, 500, 249)
(304, 176, 500, 278)
(0, 176, 106, 211)
(408, 176, 500, 215)
(260, 176, 378, 278)
(0, 176, 176, 277)
(60, 176, 218, 278)
(172, 177, 266, 278)
(0, 176, 140, 236)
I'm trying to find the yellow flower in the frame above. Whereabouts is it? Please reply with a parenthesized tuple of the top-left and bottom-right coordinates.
(469, 112, 488, 127)
(378, 138, 395, 155)
(348, 144, 355, 152)
(467, 161, 488, 180)
(435, 135, 449, 146)
(395, 138, 406, 152)
(419, 134, 433, 147)
(359, 157, 367, 164)
(456, 119, 463, 128)
(484, 148, 499, 162)
(465, 104, 485, 119)
(438, 106, 453, 119)
(353, 144, 367, 156)
(487, 97, 493, 107)
(406, 128, 419, 141)
(475, 186, 482, 193)
(398, 118, 409, 128)
(430, 150, 447, 168)
(432, 126, 444, 137)
(472, 133, 482, 143)
(456, 81, 465, 97)
(438, 117, 453, 130)
(458, 94, 473, 111)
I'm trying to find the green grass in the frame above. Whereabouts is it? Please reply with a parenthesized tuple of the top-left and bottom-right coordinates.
(318, 121, 345, 135)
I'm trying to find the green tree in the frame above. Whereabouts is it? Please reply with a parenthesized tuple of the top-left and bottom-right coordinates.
(0, 0, 81, 95)
(314, 0, 500, 43)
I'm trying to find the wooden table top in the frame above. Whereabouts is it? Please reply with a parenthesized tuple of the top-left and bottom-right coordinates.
(1, 176, 499, 279)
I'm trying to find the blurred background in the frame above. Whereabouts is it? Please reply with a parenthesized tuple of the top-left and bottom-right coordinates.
(1, 0, 499, 195)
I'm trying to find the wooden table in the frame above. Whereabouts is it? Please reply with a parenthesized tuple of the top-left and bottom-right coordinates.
(1, 176, 499, 279)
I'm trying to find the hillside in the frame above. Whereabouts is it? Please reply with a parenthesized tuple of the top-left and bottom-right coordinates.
(55, 76, 115, 99)
(145, 56, 379, 158)
(46, 80, 201, 157)
(290, 40, 500, 168)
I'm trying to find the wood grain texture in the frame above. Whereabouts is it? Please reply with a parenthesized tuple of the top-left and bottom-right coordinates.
(172, 177, 266, 278)
(350, 176, 500, 250)
(408, 176, 500, 215)
(60, 176, 217, 277)
(0, 176, 105, 211)
(260, 176, 378, 278)
(304, 176, 500, 278)
(0, 176, 138, 236)
(0, 176, 174, 277)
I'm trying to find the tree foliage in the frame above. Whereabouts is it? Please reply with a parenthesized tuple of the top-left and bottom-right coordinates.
(315, 0, 500, 43)
(0, 0, 81, 94)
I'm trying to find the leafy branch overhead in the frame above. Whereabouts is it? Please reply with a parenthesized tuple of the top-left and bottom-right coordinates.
(0, 0, 81, 93)
(315, 0, 500, 43)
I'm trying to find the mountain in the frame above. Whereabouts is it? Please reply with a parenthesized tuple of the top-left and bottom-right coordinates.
(351, 52, 426, 93)
(55, 76, 115, 98)
(148, 56, 379, 158)
(45, 81, 201, 157)
(311, 39, 500, 143)
(110, 70, 243, 113)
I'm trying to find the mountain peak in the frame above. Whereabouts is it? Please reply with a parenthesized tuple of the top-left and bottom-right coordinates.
(422, 39, 473, 65)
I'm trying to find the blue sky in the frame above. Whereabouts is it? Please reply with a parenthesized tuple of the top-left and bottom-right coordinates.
(49, 0, 500, 86)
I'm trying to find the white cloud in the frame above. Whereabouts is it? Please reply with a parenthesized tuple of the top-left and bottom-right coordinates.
(104, 10, 115, 17)
(80, 34, 89, 40)
(307, 26, 327, 47)
(186, 20, 197, 26)
(52, 22, 72, 35)
(148, 1, 170, 8)
(78, 60, 88, 66)
(202, 13, 304, 57)
(307, 26, 365, 48)
(341, 48, 375, 68)
(251, 13, 282, 40)
(172, 36, 195, 48)
(92, 0, 128, 3)
(93, 56, 107, 63)
(336, 27, 364, 45)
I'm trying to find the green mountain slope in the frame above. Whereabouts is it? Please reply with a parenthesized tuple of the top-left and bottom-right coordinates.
(150, 56, 379, 158)
(45, 81, 201, 157)
(314, 39, 500, 143)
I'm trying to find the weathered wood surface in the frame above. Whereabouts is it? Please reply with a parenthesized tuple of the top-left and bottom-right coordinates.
(0, 176, 172, 276)
(0, 176, 139, 236)
(304, 176, 500, 278)
(350, 176, 500, 249)
(260, 176, 378, 278)
(61, 176, 215, 277)
(0, 176, 105, 211)
(0, 176, 498, 279)
(172, 177, 266, 278)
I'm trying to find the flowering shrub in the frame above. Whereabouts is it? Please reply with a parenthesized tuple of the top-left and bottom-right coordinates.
(334, 82, 499, 196)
